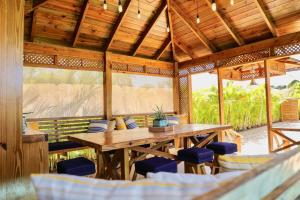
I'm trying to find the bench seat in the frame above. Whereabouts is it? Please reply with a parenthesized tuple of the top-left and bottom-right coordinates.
(49, 141, 85, 153)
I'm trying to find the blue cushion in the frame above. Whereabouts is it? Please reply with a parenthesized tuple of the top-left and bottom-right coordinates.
(135, 157, 177, 176)
(178, 148, 214, 164)
(124, 117, 138, 129)
(206, 142, 237, 155)
(166, 116, 179, 126)
(49, 141, 84, 152)
(57, 157, 95, 176)
(87, 120, 109, 133)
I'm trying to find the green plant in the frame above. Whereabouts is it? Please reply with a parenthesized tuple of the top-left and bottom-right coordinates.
(153, 105, 166, 120)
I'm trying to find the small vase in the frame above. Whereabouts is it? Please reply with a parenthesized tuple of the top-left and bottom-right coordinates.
(153, 119, 168, 127)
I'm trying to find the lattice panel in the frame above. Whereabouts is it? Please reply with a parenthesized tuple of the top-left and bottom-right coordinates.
(179, 68, 189, 76)
(274, 43, 300, 57)
(128, 65, 144, 73)
(241, 71, 261, 80)
(179, 63, 215, 76)
(160, 68, 174, 76)
(179, 76, 189, 115)
(24, 53, 55, 65)
(146, 67, 160, 74)
(112, 62, 128, 71)
(58, 57, 82, 67)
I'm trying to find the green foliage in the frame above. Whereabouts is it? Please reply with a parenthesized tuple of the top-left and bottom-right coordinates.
(192, 81, 298, 131)
(153, 105, 167, 120)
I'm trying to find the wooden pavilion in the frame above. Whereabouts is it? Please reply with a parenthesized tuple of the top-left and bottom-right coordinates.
(1, 0, 300, 199)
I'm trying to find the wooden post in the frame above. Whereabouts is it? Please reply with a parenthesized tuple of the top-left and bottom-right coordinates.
(0, 0, 24, 198)
(104, 51, 112, 120)
(264, 60, 273, 152)
(188, 74, 193, 123)
(217, 67, 225, 141)
(173, 62, 180, 114)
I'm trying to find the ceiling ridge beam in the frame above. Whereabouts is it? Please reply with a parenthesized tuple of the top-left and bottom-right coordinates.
(253, 0, 278, 37)
(105, 0, 133, 51)
(170, 0, 217, 53)
(203, 0, 244, 46)
(72, 0, 90, 47)
(131, 0, 167, 56)
(174, 38, 197, 59)
(166, 0, 178, 61)
(154, 36, 171, 60)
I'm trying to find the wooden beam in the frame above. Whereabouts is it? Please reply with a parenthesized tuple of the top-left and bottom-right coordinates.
(105, 0, 133, 51)
(131, 0, 167, 56)
(187, 75, 193, 123)
(166, 0, 177, 61)
(170, 0, 217, 52)
(173, 62, 180, 114)
(30, 9, 38, 42)
(203, 0, 244, 45)
(72, 0, 90, 47)
(104, 52, 112, 120)
(179, 31, 300, 69)
(153, 36, 171, 60)
(25, 0, 49, 16)
(217, 67, 225, 142)
(264, 60, 273, 152)
(254, 0, 278, 37)
(173, 38, 196, 59)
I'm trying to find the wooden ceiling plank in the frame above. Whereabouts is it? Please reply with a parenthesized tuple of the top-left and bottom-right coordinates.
(203, 0, 244, 46)
(154, 36, 171, 60)
(105, 0, 134, 51)
(253, 0, 278, 37)
(72, 0, 90, 47)
(166, 0, 178, 61)
(131, 0, 167, 56)
(179, 31, 300, 69)
(170, 0, 217, 52)
(173, 39, 195, 59)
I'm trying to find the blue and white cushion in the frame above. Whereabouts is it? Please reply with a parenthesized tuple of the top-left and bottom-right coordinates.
(87, 120, 109, 133)
(124, 117, 138, 129)
(167, 116, 179, 126)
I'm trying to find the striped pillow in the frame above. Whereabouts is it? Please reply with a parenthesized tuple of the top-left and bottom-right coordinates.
(124, 117, 138, 129)
(87, 120, 109, 133)
(115, 117, 127, 130)
(167, 116, 179, 126)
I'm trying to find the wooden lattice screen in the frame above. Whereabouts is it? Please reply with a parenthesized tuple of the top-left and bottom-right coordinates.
(179, 76, 189, 119)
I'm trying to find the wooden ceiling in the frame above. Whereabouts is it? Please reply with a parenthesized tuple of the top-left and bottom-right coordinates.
(24, 0, 300, 62)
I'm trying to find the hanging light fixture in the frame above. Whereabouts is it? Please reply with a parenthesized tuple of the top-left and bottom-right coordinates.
(118, 0, 123, 13)
(103, 0, 107, 10)
(196, 0, 200, 24)
(211, 0, 217, 11)
(230, 0, 234, 5)
(167, 25, 170, 33)
(137, 0, 141, 19)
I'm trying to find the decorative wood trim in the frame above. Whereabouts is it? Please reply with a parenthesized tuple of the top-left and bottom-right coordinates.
(104, 52, 112, 120)
(173, 38, 196, 59)
(153, 36, 171, 60)
(105, 0, 133, 51)
(72, 0, 90, 47)
(203, 0, 244, 45)
(131, 0, 167, 56)
(166, 0, 177, 61)
(254, 0, 278, 37)
(170, 0, 217, 52)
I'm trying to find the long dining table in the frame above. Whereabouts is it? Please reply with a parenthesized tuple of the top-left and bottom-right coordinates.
(68, 124, 232, 180)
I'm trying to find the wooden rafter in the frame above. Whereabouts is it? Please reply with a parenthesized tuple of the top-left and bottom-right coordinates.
(25, 0, 49, 16)
(174, 39, 196, 59)
(166, 0, 177, 61)
(170, 0, 217, 52)
(72, 0, 90, 47)
(179, 31, 300, 69)
(153, 36, 171, 60)
(105, 0, 133, 51)
(131, 0, 167, 56)
(30, 9, 38, 42)
(254, 0, 278, 37)
(203, 0, 244, 46)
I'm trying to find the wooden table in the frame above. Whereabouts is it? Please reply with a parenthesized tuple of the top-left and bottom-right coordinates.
(271, 121, 300, 152)
(69, 124, 232, 180)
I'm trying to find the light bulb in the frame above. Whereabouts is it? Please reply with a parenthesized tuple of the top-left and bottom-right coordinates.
(212, 1, 217, 11)
(118, 1, 123, 13)
(103, 0, 107, 10)
(196, 15, 200, 24)
(137, 10, 141, 19)
(167, 26, 170, 33)
(230, 0, 234, 5)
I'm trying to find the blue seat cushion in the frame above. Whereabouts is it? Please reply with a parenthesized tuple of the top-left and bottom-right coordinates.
(206, 142, 237, 155)
(135, 157, 177, 176)
(49, 141, 84, 152)
(178, 148, 214, 164)
(57, 157, 95, 176)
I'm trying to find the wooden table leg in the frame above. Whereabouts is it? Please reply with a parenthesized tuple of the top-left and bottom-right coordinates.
(96, 149, 105, 179)
(119, 148, 130, 180)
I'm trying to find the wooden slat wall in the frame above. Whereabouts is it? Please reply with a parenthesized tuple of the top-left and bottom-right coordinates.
(0, 0, 24, 198)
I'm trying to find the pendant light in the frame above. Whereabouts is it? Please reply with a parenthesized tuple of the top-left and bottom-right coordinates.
(118, 0, 123, 13)
(230, 0, 234, 5)
(166, 26, 170, 33)
(103, 0, 107, 10)
(196, 0, 200, 24)
(212, 0, 217, 11)
(137, 0, 141, 19)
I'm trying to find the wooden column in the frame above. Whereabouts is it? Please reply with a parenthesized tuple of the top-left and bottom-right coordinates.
(264, 60, 273, 152)
(217, 67, 225, 141)
(173, 62, 180, 114)
(104, 52, 112, 120)
(0, 0, 24, 198)
(188, 74, 193, 123)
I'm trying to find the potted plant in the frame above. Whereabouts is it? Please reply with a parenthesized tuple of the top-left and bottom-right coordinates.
(153, 105, 168, 127)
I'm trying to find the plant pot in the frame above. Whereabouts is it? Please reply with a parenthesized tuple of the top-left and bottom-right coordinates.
(153, 119, 168, 127)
